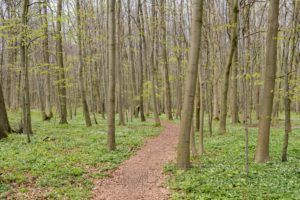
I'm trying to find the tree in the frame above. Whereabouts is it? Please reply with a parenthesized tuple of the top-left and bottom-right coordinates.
(42, 0, 53, 120)
(76, 0, 92, 127)
(126, 0, 138, 119)
(116, 0, 125, 126)
(137, 0, 146, 122)
(282, 0, 299, 162)
(160, 0, 173, 120)
(177, 0, 204, 170)
(107, 0, 116, 151)
(56, 0, 68, 124)
(20, 0, 33, 142)
(0, 81, 10, 139)
(149, 0, 161, 127)
(255, 0, 280, 163)
(219, 0, 239, 134)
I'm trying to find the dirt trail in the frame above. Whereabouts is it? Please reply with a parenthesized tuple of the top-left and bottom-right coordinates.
(92, 121, 179, 200)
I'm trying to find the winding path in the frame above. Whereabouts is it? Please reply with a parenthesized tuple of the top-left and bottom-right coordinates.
(92, 121, 179, 200)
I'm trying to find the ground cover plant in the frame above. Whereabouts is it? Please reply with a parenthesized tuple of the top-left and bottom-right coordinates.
(165, 116, 300, 200)
(0, 111, 161, 199)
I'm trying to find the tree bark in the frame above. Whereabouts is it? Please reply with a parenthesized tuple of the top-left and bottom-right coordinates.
(231, 49, 239, 123)
(56, 0, 68, 124)
(255, 0, 280, 163)
(116, 0, 125, 126)
(177, 0, 204, 170)
(21, 0, 33, 142)
(127, 0, 138, 118)
(160, 0, 173, 120)
(42, 0, 53, 119)
(76, 0, 92, 127)
(150, 0, 161, 126)
(137, 0, 146, 122)
(282, 0, 299, 162)
(107, 0, 116, 151)
(0, 81, 10, 139)
(219, 0, 238, 134)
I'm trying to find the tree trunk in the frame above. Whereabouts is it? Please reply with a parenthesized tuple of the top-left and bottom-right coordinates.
(190, 125, 198, 157)
(56, 0, 68, 124)
(150, 1, 161, 126)
(0, 81, 10, 139)
(160, 0, 173, 120)
(282, 0, 299, 162)
(231, 49, 239, 123)
(195, 82, 200, 131)
(281, 49, 291, 162)
(199, 60, 205, 155)
(107, 0, 116, 151)
(137, 0, 146, 122)
(42, 0, 53, 119)
(255, 0, 280, 163)
(76, 0, 92, 127)
(116, 0, 125, 126)
(177, 0, 204, 170)
(21, 0, 33, 142)
(219, 0, 238, 134)
(127, 0, 138, 118)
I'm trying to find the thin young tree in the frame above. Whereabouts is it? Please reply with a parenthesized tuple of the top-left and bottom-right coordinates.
(116, 0, 125, 126)
(282, 0, 299, 162)
(177, 0, 204, 170)
(137, 0, 146, 122)
(107, 0, 116, 151)
(42, 0, 53, 120)
(0, 81, 10, 139)
(76, 0, 92, 127)
(160, 0, 173, 120)
(20, 0, 33, 142)
(56, 0, 68, 124)
(219, 0, 239, 134)
(255, 0, 280, 163)
(149, 0, 161, 126)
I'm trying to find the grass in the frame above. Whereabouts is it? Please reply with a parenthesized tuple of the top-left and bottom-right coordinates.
(0, 110, 162, 199)
(165, 115, 300, 200)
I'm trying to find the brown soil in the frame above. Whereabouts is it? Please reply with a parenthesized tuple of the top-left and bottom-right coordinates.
(92, 121, 179, 200)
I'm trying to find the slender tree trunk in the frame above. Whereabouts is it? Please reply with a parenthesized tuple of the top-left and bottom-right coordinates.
(199, 74, 205, 155)
(42, 0, 53, 119)
(107, 0, 116, 151)
(57, 0, 68, 124)
(281, 49, 291, 162)
(127, 0, 138, 118)
(282, 0, 299, 162)
(190, 124, 198, 157)
(177, 0, 204, 170)
(231, 49, 239, 123)
(36, 73, 47, 120)
(219, 0, 238, 134)
(21, 0, 33, 142)
(0, 81, 10, 139)
(137, 0, 146, 122)
(255, 0, 280, 163)
(150, 1, 161, 126)
(160, 0, 173, 120)
(76, 0, 92, 127)
(195, 82, 200, 131)
(116, 0, 125, 126)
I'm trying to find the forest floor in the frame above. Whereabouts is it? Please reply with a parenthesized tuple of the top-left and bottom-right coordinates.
(92, 121, 179, 200)
(165, 115, 300, 200)
(0, 111, 163, 199)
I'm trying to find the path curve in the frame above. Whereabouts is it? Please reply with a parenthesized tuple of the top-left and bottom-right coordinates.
(92, 121, 179, 200)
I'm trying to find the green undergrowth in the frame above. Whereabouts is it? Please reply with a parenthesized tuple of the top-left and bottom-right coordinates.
(165, 115, 300, 200)
(0, 111, 162, 199)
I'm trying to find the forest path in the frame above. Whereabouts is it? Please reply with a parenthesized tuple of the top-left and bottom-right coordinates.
(92, 121, 179, 200)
